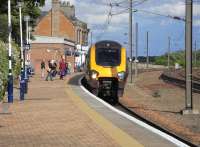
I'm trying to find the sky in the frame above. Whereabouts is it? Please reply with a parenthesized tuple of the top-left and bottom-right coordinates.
(42, 0, 200, 56)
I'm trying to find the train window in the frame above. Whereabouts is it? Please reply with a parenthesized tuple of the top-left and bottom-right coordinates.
(96, 48, 121, 66)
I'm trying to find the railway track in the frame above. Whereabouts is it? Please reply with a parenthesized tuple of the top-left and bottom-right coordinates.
(80, 76, 197, 147)
(161, 70, 200, 93)
(134, 68, 200, 93)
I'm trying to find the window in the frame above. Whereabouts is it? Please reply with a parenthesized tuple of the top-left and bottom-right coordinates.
(65, 49, 72, 56)
(95, 48, 121, 66)
(74, 51, 80, 57)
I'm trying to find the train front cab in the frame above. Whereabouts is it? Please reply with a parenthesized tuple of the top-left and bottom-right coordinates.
(85, 41, 128, 103)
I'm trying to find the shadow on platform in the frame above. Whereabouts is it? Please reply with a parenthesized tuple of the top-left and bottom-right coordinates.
(67, 74, 84, 86)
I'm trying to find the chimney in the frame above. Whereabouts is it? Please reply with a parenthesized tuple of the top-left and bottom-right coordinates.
(60, 1, 75, 19)
(52, 0, 60, 36)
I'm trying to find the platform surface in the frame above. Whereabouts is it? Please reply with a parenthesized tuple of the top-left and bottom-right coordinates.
(0, 74, 178, 147)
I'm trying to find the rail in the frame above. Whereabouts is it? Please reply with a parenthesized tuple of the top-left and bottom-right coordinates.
(160, 70, 200, 93)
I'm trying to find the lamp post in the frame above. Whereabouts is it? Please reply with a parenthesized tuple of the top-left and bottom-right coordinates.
(27, 26, 32, 75)
(18, 1, 25, 100)
(24, 15, 30, 94)
(7, 0, 13, 103)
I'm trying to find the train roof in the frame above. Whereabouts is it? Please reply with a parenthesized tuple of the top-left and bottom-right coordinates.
(95, 40, 122, 49)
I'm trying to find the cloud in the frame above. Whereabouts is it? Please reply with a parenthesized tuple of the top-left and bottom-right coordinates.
(138, 1, 200, 27)
(148, 2, 200, 17)
(83, 14, 108, 25)
(160, 20, 171, 26)
(194, 19, 200, 26)
(111, 13, 128, 24)
(73, 0, 128, 34)
(75, 1, 109, 15)
(47, 0, 128, 29)
(150, 2, 185, 17)
(194, 4, 200, 16)
(40, 0, 199, 55)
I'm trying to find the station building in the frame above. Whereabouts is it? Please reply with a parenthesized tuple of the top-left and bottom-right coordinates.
(31, 0, 89, 73)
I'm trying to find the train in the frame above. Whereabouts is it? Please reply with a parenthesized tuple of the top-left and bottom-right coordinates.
(84, 40, 128, 104)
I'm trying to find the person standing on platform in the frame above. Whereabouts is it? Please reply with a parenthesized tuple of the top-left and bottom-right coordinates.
(51, 60, 57, 77)
(41, 59, 45, 78)
(59, 57, 66, 80)
(45, 60, 53, 81)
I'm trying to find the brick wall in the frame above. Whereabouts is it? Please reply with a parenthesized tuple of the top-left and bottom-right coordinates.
(59, 12, 75, 40)
(31, 0, 80, 75)
(33, 12, 52, 36)
(33, 11, 75, 41)
(31, 43, 75, 74)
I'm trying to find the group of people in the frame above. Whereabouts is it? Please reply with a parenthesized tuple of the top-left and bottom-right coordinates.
(41, 57, 71, 81)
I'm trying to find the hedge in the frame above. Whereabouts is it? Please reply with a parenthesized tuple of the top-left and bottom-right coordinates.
(0, 40, 20, 101)
(0, 41, 8, 100)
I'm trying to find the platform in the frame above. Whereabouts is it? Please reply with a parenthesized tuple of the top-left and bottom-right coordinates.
(0, 73, 181, 147)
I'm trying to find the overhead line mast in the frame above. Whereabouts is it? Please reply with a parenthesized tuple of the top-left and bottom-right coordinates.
(183, 0, 199, 115)
(129, 0, 133, 83)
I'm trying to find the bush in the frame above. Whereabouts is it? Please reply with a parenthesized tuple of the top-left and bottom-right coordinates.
(0, 40, 20, 101)
(12, 42, 21, 79)
(154, 56, 167, 66)
(0, 41, 8, 100)
(154, 51, 186, 67)
(153, 50, 200, 67)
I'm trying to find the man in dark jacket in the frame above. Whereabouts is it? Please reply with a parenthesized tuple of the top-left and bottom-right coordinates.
(45, 60, 53, 81)
(59, 58, 66, 80)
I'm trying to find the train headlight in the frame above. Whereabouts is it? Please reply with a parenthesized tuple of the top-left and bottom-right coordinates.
(90, 70, 99, 79)
(118, 71, 125, 80)
(91, 73, 97, 79)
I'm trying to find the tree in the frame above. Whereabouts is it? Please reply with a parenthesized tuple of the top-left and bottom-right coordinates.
(0, 0, 46, 44)
(0, 0, 46, 100)
(0, 15, 8, 42)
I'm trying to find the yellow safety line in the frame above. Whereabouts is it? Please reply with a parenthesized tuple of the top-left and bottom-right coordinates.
(65, 86, 143, 147)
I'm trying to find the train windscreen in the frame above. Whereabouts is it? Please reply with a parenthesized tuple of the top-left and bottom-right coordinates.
(95, 48, 121, 66)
